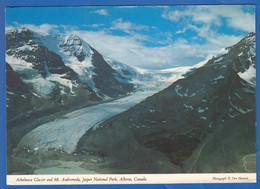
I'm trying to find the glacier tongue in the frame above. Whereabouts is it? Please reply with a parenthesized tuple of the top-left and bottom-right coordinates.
(18, 86, 164, 154)
(17, 64, 191, 154)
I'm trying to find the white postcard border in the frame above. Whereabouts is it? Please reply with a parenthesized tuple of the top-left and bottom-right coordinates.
(7, 173, 256, 185)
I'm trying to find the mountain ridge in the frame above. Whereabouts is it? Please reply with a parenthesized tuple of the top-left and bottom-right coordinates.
(76, 32, 256, 173)
(6, 27, 139, 123)
(6, 28, 256, 174)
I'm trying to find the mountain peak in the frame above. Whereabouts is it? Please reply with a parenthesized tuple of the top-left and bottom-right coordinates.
(247, 32, 255, 37)
(18, 26, 30, 32)
(68, 33, 80, 39)
(244, 32, 255, 43)
(6, 27, 34, 35)
(57, 33, 84, 46)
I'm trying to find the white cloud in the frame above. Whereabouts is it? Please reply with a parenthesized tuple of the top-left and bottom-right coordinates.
(92, 23, 104, 28)
(6, 21, 246, 70)
(187, 24, 242, 47)
(204, 5, 255, 32)
(227, 12, 255, 32)
(6, 23, 59, 35)
(111, 18, 148, 33)
(68, 28, 239, 70)
(109, 18, 151, 44)
(162, 5, 254, 59)
(5, 25, 15, 31)
(175, 28, 187, 34)
(93, 9, 110, 16)
(162, 9, 189, 22)
(162, 5, 255, 32)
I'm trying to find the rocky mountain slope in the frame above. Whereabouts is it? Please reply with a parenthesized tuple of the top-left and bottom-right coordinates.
(6, 27, 137, 124)
(76, 33, 256, 173)
(6, 27, 148, 170)
(7, 28, 208, 175)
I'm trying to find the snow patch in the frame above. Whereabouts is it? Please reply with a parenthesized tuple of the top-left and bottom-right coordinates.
(248, 45, 255, 56)
(200, 117, 207, 120)
(228, 113, 239, 119)
(235, 93, 242, 100)
(48, 74, 76, 94)
(229, 98, 253, 114)
(213, 75, 225, 81)
(7, 91, 15, 95)
(218, 48, 229, 55)
(197, 107, 208, 113)
(214, 56, 224, 63)
(24, 76, 56, 97)
(184, 104, 193, 110)
(32, 92, 41, 98)
(174, 84, 183, 97)
(17, 44, 36, 52)
(193, 58, 211, 68)
(190, 93, 196, 97)
(242, 87, 255, 94)
(238, 65, 256, 86)
(6, 55, 39, 78)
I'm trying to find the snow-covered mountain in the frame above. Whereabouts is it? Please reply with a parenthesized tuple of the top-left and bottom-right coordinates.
(6, 27, 140, 122)
(6, 27, 201, 124)
(76, 33, 256, 173)
(6, 27, 256, 174)
(6, 27, 140, 97)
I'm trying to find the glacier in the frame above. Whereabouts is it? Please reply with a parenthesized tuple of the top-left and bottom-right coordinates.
(18, 85, 165, 154)
(17, 63, 199, 154)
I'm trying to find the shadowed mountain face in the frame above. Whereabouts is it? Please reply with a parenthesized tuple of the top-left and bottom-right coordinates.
(76, 33, 256, 173)
(6, 27, 136, 124)
(90, 47, 134, 97)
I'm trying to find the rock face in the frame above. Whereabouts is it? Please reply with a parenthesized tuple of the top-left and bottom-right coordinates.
(6, 27, 135, 124)
(90, 47, 134, 97)
(6, 27, 140, 168)
(76, 33, 256, 173)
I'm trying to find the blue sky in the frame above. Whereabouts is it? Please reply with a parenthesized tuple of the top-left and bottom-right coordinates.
(6, 5, 255, 69)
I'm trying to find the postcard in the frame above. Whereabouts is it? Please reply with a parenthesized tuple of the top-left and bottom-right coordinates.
(1, 0, 259, 188)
